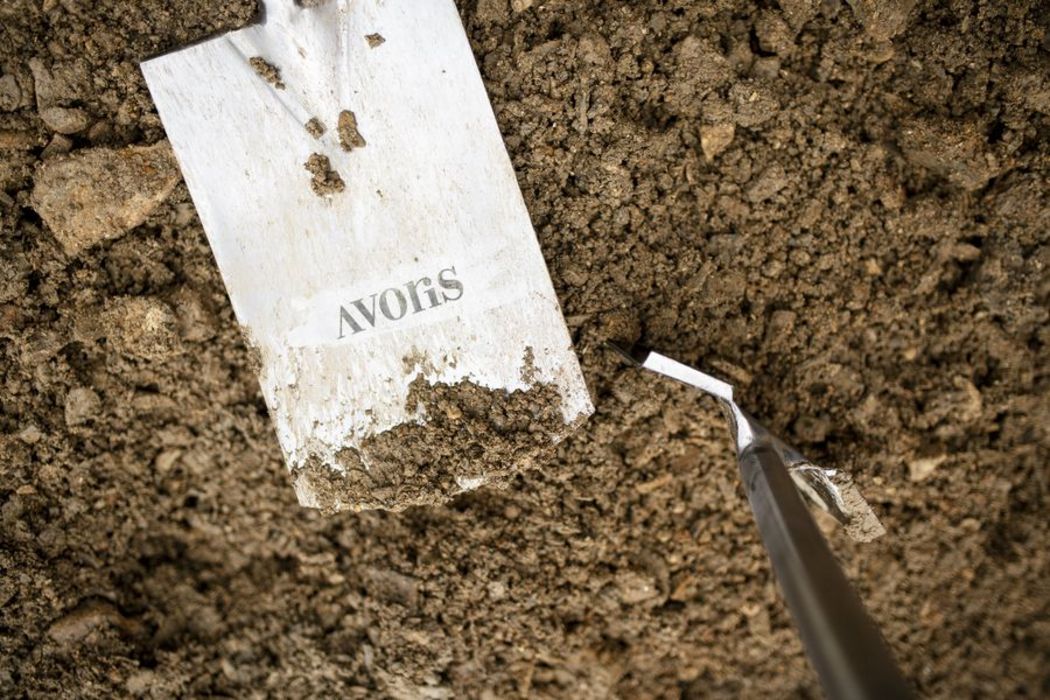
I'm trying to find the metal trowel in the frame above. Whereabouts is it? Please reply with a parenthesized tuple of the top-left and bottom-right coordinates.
(609, 343, 912, 699)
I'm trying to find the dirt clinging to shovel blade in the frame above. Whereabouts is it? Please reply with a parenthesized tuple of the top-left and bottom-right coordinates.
(248, 56, 285, 90)
(295, 375, 570, 513)
(337, 109, 367, 151)
(304, 152, 345, 195)
(304, 117, 326, 138)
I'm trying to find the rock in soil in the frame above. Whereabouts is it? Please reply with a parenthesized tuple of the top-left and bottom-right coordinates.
(38, 106, 91, 134)
(30, 142, 180, 255)
(699, 122, 735, 161)
(0, 74, 24, 111)
(845, 0, 916, 41)
(64, 387, 101, 427)
(97, 297, 183, 361)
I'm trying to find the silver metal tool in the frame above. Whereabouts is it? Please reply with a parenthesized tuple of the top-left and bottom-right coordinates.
(610, 343, 913, 700)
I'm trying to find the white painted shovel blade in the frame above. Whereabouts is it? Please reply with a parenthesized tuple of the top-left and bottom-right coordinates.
(141, 0, 593, 511)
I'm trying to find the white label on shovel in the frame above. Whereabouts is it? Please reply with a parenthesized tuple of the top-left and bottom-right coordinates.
(141, 0, 593, 512)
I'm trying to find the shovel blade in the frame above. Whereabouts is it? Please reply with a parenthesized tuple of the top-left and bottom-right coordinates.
(141, 0, 593, 512)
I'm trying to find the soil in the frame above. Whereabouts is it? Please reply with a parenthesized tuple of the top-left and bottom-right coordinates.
(296, 375, 569, 514)
(337, 109, 367, 152)
(304, 117, 326, 139)
(1, 0, 1048, 698)
(249, 56, 285, 90)
(304, 153, 345, 196)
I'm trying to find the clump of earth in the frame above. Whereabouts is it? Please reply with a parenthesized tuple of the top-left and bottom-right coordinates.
(295, 375, 571, 514)
(1, 0, 1047, 697)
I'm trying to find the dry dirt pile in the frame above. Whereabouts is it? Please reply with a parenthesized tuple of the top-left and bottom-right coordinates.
(1, 0, 1048, 697)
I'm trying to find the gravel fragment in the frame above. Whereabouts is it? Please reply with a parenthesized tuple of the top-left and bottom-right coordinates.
(40, 134, 73, 159)
(898, 117, 1002, 191)
(0, 74, 22, 111)
(38, 106, 90, 134)
(27, 57, 89, 108)
(909, 454, 948, 481)
(30, 141, 180, 255)
(699, 122, 735, 161)
(746, 164, 789, 202)
(64, 387, 101, 427)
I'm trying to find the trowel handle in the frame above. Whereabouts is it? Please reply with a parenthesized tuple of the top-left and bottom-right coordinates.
(739, 444, 913, 699)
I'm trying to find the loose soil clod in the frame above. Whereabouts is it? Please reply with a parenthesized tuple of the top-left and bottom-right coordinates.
(304, 152, 345, 195)
(1, 0, 1047, 698)
(248, 56, 285, 89)
(38, 106, 91, 134)
(30, 141, 181, 255)
(337, 109, 366, 151)
(295, 374, 569, 513)
(304, 117, 326, 138)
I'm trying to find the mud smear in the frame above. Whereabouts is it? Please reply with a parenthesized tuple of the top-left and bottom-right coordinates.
(295, 375, 569, 513)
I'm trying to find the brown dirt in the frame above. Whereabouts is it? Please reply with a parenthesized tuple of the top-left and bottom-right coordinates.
(304, 117, 326, 139)
(249, 56, 285, 90)
(296, 375, 569, 514)
(1, 0, 1048, 698)
(337, 109, 367, 152)
(304, 152, 345, 196)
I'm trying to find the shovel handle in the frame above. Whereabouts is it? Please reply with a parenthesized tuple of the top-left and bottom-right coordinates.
(739, 444, 913, 699)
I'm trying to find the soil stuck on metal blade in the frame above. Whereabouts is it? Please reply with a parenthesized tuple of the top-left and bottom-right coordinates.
(293, 374, 571, 513)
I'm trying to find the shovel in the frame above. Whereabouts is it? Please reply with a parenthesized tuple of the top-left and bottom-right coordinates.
(610, 344, 913, 699)
(140, 0, 593, 513)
